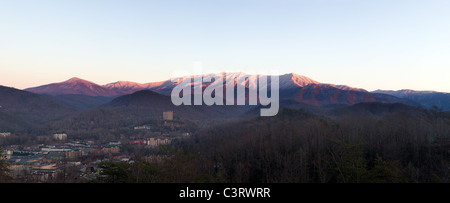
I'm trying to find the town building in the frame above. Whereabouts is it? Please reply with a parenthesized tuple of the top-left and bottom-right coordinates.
(53, 133, 67, 141)
(41, 146, 72, 152)
(109, 141, 121, 145)
(134, 125, 151, 130)
(102, 145, 120, 154)
(0, 132, 11, 137)
(163, 111, 174, 121)
(66, 149, 82, 158)
(144, 137, 172, 147)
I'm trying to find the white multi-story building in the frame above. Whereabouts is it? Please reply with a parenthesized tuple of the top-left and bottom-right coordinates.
(53, 133, 67, 141)
(0, 132, 11, 137)
(144, 138, 172, 147)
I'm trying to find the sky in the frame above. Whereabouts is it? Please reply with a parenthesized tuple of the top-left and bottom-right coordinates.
(1, 0, 450, 92)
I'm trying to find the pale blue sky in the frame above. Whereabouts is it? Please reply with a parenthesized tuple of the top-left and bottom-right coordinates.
(1, 0, 449, 92)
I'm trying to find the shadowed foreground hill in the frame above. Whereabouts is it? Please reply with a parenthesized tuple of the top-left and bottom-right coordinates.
(46, 90, 252, 139)
(0, 85, 77, 125)
(101, 90, 252, 120)
(156, 108, 450, 183)
(328, 102, 429, 117)
(50, 94, 113, 110)
(0, 111, 33, 133)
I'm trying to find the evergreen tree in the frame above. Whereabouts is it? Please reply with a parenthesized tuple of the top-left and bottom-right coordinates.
(0, 147, 12, 182)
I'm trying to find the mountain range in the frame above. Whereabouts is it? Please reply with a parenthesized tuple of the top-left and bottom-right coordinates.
(23, 72, 447, 110)
(1, 72, 448, 134)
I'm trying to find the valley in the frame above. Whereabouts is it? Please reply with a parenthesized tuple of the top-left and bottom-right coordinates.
(1, 72, 449, 183)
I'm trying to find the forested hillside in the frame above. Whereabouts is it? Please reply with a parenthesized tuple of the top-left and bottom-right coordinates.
(93, 108, 450, 183)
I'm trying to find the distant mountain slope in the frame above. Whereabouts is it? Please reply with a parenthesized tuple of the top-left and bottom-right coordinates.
(282, 84, 419, 107)
(143, 72, 418, 108)
(103, 81, 147, 95)
(144, 72, 320, 95)
(25, 77, 117, 97)
(372, 89, 450, 111)
(0, 85, 77, 125)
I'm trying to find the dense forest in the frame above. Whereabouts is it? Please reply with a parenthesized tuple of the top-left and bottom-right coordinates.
(92, 107, 450, 183)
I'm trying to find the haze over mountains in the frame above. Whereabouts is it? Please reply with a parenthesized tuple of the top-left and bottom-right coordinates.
(372, 89, 450, 111)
